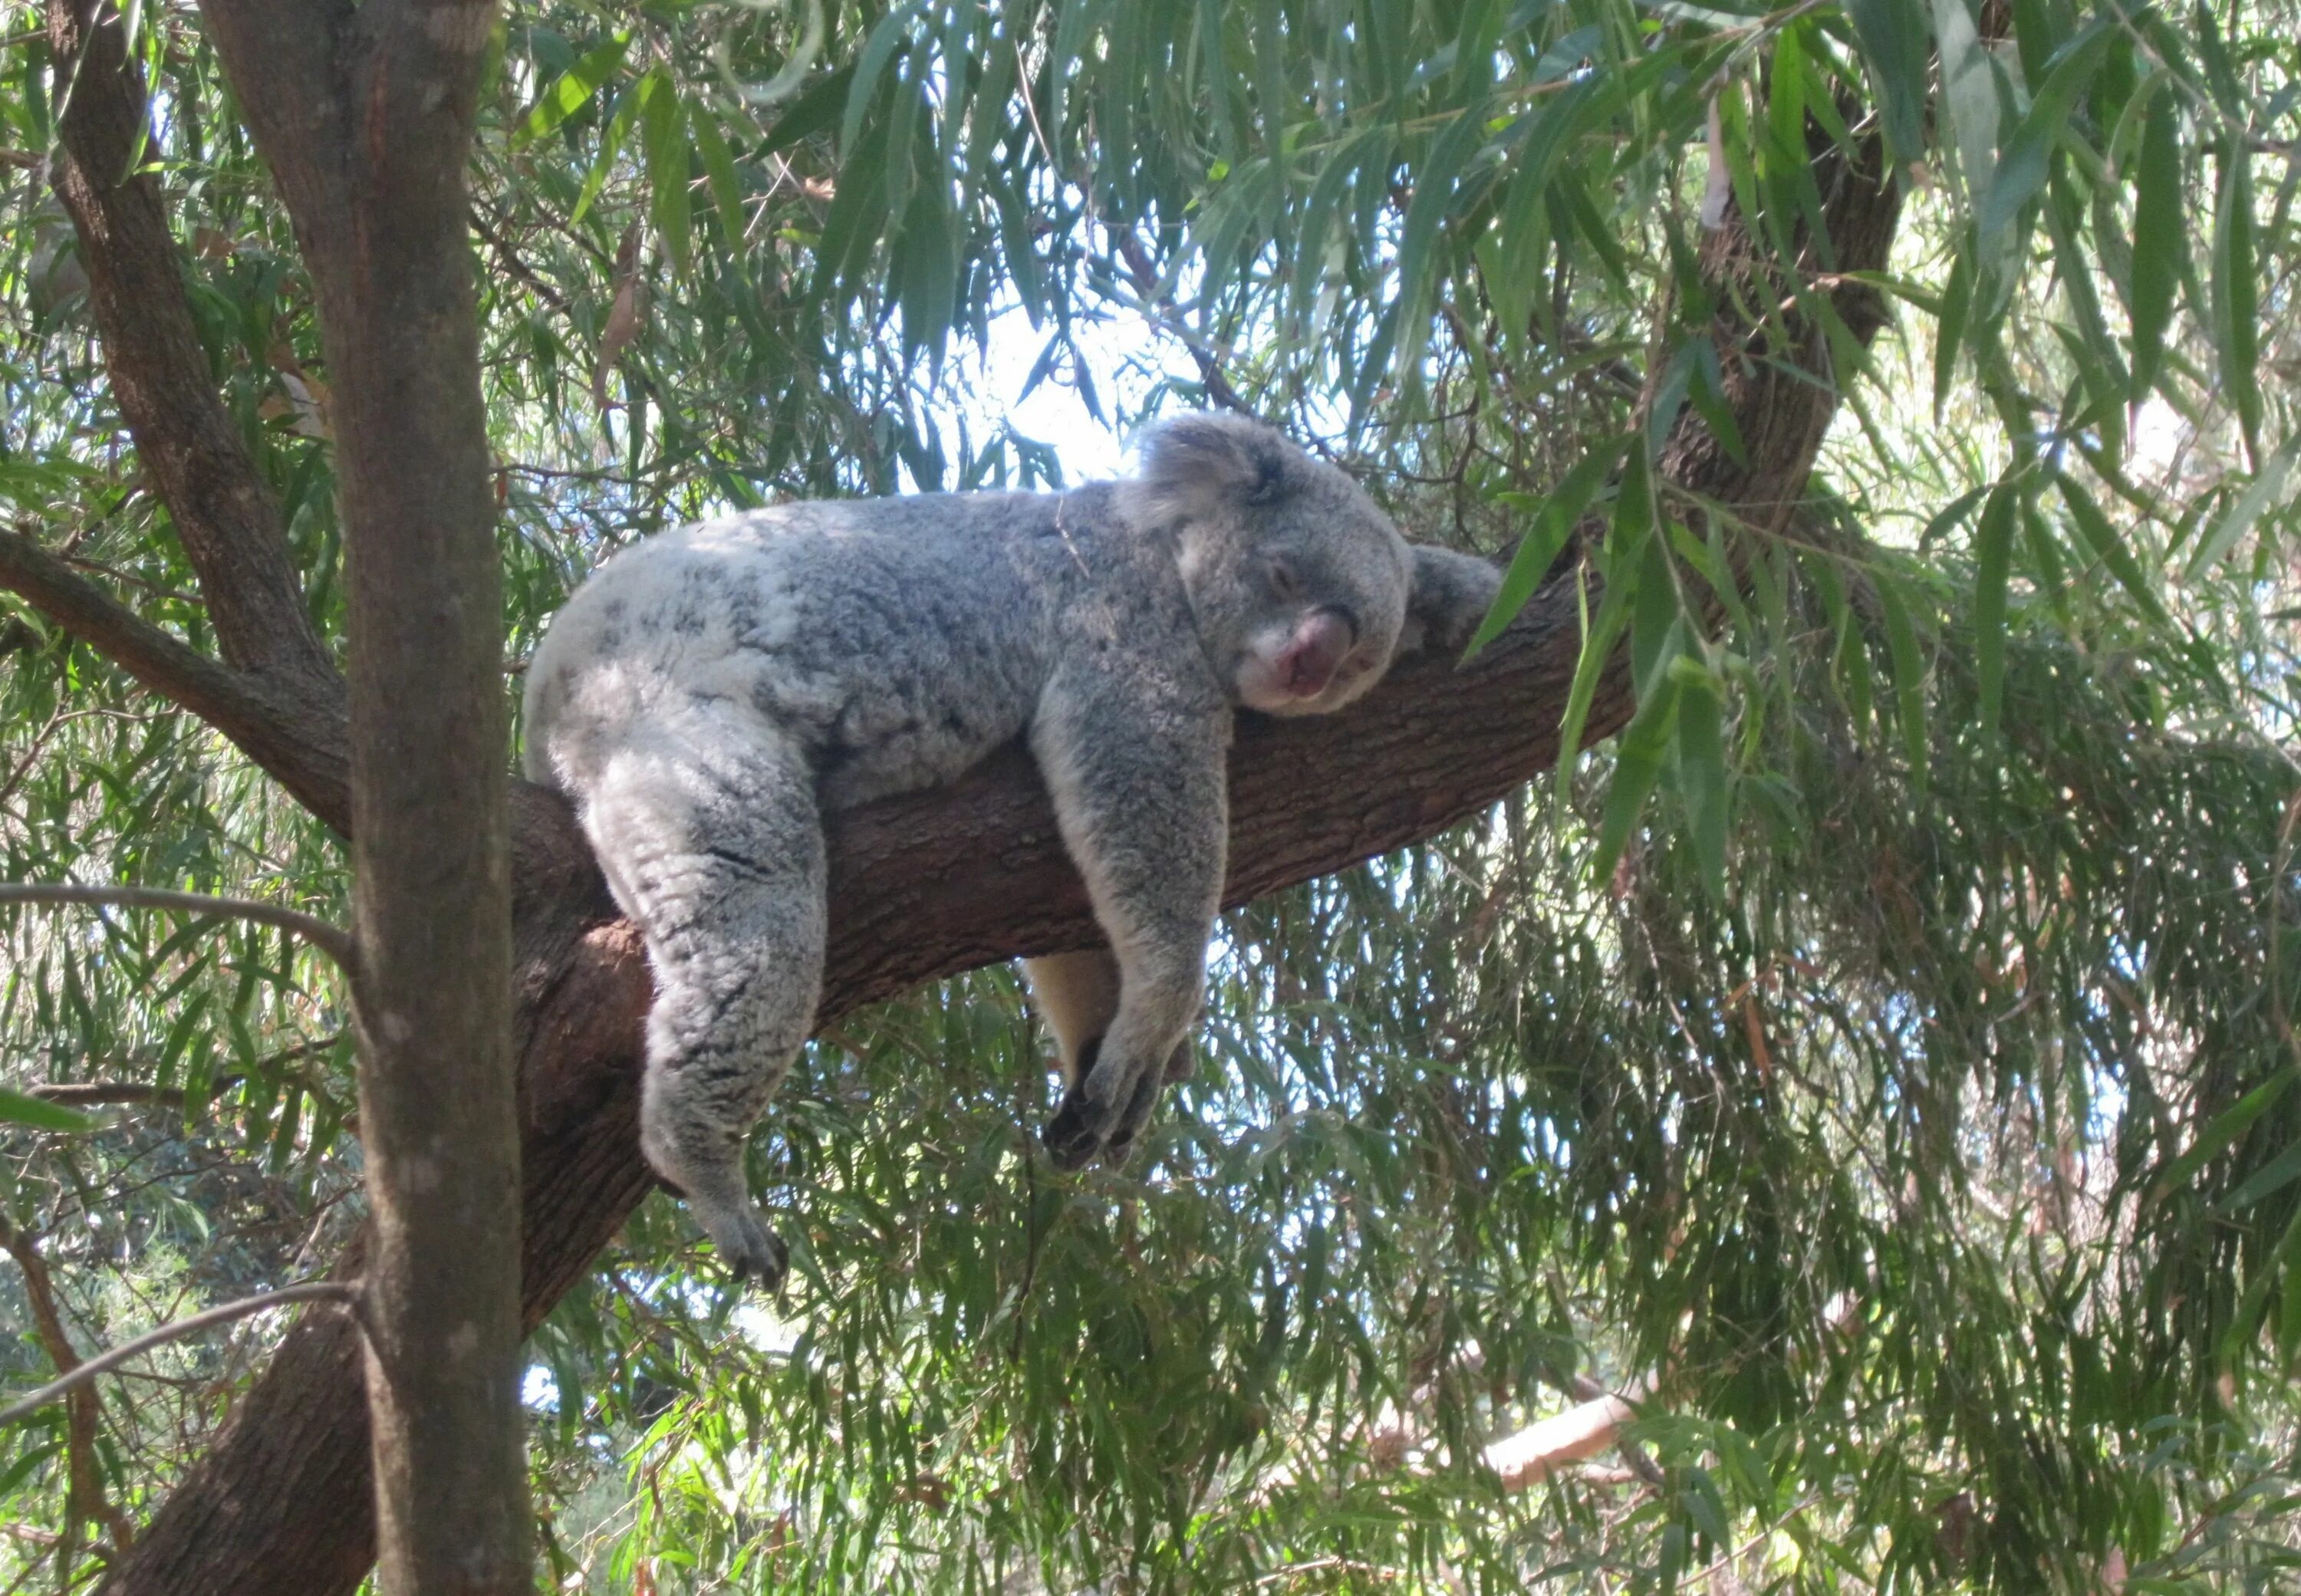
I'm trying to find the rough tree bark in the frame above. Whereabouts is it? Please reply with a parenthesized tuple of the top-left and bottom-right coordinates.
(1, 8, 1904, 1589)
(221, 2, 532, 1589)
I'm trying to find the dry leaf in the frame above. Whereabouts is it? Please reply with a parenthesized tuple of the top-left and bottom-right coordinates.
(593, 222, 646, 410)
(274, 370, 330, 439)
(1700, 96, 1730, 231)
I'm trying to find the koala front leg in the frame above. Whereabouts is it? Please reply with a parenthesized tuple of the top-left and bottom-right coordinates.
(1029, 670, 1227, 1170)
(576, 699, 825, 1288)
(1401, 543, 1506, 656)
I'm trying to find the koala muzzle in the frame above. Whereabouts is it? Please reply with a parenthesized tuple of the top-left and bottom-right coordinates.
(1278, 608, 1356, 699)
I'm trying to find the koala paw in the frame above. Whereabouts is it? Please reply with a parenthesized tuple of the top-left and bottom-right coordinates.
(1160, 1038, 1195, 1084)
(695, 1199, 788, 1292)
(1047, 1055, 1177, 1171)
(1101, 1067, 1167, 1167)
(1042, 1084, 1112, 1170)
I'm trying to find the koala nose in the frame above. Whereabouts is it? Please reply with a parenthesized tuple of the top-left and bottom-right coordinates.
(1278, 608, 1355, 698)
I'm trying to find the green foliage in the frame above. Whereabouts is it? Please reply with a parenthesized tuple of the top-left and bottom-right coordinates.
(0, 1087, 93, 1133)
(0, 0, 2298, 1590)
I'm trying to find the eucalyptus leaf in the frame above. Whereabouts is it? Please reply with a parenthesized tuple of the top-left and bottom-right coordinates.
(0, 1088, 99, 1134)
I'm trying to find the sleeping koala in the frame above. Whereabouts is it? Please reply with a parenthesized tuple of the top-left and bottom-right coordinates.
(522, 413, 1500, 1286)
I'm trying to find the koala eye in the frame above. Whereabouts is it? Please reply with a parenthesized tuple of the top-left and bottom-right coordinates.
(1266, 558, 1301, 602)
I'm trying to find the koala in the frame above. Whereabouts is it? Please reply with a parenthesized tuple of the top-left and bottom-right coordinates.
(522, 414, 1501, 1287)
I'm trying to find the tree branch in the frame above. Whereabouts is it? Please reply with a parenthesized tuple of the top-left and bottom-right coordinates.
(1112, 228, 1254, 416)
(1556, 1369, 1665, 1488)
(1483, 1390, 1644, 1492)
(44, 1, 341, 696)
(0, 1217, 134, 1557)
(188, 1, 355, 248)
(29, 1082, 206, 1109)
(0, 1283, 361, 1428)
(0, 884, 355, 975)
(25, 0, 353, 832)
(0, 529, 350, 828)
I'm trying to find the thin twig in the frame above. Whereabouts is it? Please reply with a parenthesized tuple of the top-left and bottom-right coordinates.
(1012, 30, 1058, 176)
(0, 1218, 132, 1554)
(25, 1079, 235, 1109)
(1246, 1555, 1404, 1586)
(497, 461, 648, 486)
(61, 552, 203, 607)
(1111, 228, 1254, 416)
(25, 1029, 341, 1111)
(1686, 1492, 1820, 1590)
(0, 1282, 361, 1427)
(469, 207, 571, 314)
(1009, 1117, 1042, 1364)
(2268, 785, 2301, 1071)
(0, 883, 355, 975)
(0, 702, 67, 811)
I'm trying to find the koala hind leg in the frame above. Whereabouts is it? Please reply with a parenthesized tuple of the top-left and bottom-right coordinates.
(1023, 948, 1119, 1083)
(1025, 948, 1190, 1165)
(578, 700, 825, 1288)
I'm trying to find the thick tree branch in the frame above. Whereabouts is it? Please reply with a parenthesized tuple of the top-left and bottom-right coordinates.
(194, 2, 529, 1590)
(1484, 1390, 1643, 1492)
(0, 528, 350, 825)
(188, 1, 354, 254)
(1363, 1383, 1644, 1493)
(30, 2, 353, 831)
(1558, 1369, 1665, 1488)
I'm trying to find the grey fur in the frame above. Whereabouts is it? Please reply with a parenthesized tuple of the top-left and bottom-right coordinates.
(522, 414, 1501, 1285)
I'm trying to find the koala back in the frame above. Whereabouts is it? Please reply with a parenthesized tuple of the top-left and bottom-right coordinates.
(522, 484, 1220, 811)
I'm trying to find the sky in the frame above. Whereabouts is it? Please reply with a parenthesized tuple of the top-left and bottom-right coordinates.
(957, 295, 1174, 484)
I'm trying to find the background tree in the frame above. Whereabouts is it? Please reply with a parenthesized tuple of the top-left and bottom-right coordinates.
(0, 0, 2295, 1593)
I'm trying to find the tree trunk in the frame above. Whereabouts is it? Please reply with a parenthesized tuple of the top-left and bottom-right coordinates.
(316, 6, 533, 1591)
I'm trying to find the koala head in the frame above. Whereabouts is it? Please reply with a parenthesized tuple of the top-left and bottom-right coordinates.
(1125, 413, 1414, 717)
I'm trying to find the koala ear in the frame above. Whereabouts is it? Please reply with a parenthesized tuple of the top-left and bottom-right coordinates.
(1132, 413, 1299, 520)
(1397, 544, 1505, 658)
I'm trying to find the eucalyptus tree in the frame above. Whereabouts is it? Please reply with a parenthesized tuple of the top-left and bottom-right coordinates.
(0, 0, 2295, 1593)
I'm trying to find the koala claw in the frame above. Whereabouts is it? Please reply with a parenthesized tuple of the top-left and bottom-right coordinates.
(1103, 1068, 1167, 1167)
(700, 1203, 788, 1292)
(1042, 1086, 1111, 1170)
(1047, 1051, 1177, 1170)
